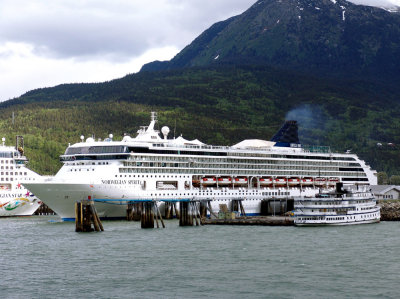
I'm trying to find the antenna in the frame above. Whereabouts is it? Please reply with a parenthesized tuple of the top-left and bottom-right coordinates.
(151, 111, 157, 122)
(174, 118, 176, 139)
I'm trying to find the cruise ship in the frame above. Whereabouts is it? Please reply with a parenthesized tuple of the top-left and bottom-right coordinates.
(24, 112, 377, 220)
(294, 183, 380, 226)
(0, 136, 42, 216)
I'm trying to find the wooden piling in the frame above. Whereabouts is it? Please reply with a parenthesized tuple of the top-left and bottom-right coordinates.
(164, 202, 173, 219)
(200, 201, 207, 218)
(75, 199, 103, 232)
(207, 200, 218, 218)
(127, 202, 134, 221)
(91, 202, 104, 231)
(141, 202, 155, 228)
(173, 202, 180, 219)
(154, 204, 160, 228)
(239, 200, 246, 217)
(179, 201, 193, 226)
(154, 204, 165, 228)
(192, 202, 200, 226)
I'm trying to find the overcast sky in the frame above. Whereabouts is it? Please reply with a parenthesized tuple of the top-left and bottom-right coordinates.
(1, 0, 399, 102)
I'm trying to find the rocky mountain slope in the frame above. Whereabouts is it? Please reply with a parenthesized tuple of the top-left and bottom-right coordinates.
(143, 0, 400, 83)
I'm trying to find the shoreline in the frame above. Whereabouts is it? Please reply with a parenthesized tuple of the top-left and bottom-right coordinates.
(378, 200, 400, 221)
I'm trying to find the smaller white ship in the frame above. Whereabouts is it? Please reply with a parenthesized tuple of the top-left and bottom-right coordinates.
(0, 137, 42, 216)
(294, 183, 380, 226)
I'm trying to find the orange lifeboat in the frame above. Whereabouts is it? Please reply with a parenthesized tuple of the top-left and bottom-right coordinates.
(259, 177, 273, 186)
(201, 177, 216, 185)
(234, 177, 248, 185)
(301, 177, 314, 186)
(287, 177, 300, 186)
(274, 177, 287, 186)
(217, 177, 232, 185)
(314, 177, 326, 186)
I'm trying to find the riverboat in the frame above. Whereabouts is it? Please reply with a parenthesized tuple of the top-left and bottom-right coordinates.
(294, 183, 380, 226)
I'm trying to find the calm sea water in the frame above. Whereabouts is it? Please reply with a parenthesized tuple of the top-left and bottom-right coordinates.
(1, 217, 399, 299)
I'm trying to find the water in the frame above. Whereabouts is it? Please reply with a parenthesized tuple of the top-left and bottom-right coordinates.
(1, 217, 399, 299)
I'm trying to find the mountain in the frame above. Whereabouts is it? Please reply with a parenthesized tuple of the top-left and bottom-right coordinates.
(1, 0, 400, 179)
(142, 0, 400, 83)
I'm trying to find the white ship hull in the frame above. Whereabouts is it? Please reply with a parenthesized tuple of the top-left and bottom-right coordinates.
(0, 190, 41, 216)
(295, 218, 380, 226)
(25, 181, 322, 220)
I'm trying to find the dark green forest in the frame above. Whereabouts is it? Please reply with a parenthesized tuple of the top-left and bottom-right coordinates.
(1, 66, 400, 177)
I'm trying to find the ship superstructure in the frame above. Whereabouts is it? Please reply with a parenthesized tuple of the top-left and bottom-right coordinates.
(24, 112, 377, 220)
(0, 136, 42, 216)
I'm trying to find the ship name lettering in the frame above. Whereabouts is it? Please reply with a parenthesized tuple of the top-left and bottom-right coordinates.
(101, 180, 141, 185)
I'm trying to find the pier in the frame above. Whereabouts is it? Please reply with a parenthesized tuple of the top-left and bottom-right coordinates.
(80, 197, 296, 231)
(203, 216, 294, 226)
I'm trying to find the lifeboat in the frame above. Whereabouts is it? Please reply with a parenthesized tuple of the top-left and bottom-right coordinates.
(259, 177, 273, 186)
(217, 177, 232, 185)
(328, 177, 340, 185)
(314, 177, 327, 186)
(233, 177, 248, 185)
(274, 177, 287, 186)
(287, 177, 300, 186)
(201, 177, 216, 185)
(301, 177, 314, 186)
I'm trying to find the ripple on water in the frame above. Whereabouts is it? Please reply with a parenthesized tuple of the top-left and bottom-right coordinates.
(1, 217, 400, 298)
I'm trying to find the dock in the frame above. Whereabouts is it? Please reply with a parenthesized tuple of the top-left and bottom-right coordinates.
(203, 216, 294, 226)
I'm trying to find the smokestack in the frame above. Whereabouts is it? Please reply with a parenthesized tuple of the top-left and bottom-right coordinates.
(271, 120, 300, 146)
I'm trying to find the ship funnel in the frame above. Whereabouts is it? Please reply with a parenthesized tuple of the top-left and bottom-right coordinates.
(271, 120, 300, 147)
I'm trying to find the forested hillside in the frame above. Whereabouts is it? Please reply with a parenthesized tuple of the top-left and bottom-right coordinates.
(1, 65, 400, 177)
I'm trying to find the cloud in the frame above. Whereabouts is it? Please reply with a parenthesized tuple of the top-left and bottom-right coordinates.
(0, 0, 254, 101)
(350, 0, 400, 7)
(0, 0, 252, 61)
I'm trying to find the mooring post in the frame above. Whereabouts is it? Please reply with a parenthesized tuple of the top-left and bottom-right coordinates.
(200, 201, 207, 218)
(90, 201, 104, 231)
(127, 202, 134, 221)
(179, 201, 193, 226)
(133, 202, 142, 221)
(154, 203, 165, 228)
(75, 201, 82, 232)
(75, 198, 103, 232)
(192, 202, 200, 226)
(141, 201, 155, 228)
(173, 202, 180, 219)
(193, 201, 204, 225)
(164, 202, 173, 219)
(239, 200, 246, 217)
